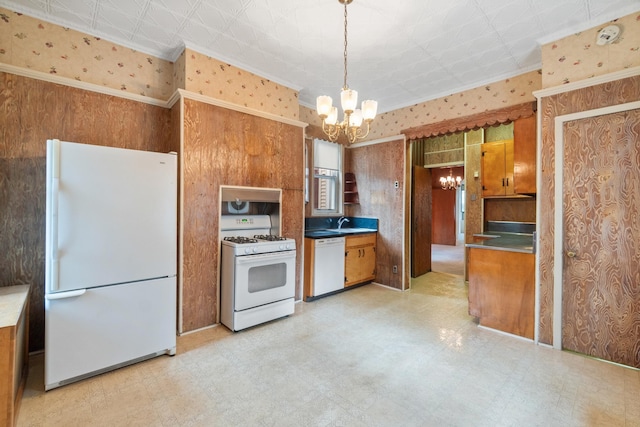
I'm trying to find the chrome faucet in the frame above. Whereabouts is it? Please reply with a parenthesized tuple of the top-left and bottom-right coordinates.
(337, 217, 350, 229)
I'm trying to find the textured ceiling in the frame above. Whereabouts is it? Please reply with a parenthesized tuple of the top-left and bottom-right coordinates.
(2, 0, 638, 112)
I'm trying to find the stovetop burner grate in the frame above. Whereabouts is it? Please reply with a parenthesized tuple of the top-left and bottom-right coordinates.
(254, 234, 286, 241)
(223, 236, 258, 244)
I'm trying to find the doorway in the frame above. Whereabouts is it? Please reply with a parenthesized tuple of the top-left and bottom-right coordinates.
(431, 166, 465, 276)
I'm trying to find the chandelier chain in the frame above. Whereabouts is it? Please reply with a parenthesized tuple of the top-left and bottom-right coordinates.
(343, 1, 348, 90)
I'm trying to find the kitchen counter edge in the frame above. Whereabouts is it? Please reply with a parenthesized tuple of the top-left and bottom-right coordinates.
(304, 229, 378, 239)
(465, 232, 535, 254)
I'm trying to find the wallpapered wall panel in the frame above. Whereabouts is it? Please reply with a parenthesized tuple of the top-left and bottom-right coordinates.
(0, 7, 174, 100)
(300, 70, 541, 141)
(541, 12, 640, 88)
(0, 72, 172, 351)
(537, 75, 640, 345)
(344, 139, 405, 289)
(183, 48, 300, 121)
(181, 98, 304, 332)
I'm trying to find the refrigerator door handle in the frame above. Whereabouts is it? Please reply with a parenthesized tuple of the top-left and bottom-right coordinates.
(50, 139, 60, 291)
(45, 289, 86, 300)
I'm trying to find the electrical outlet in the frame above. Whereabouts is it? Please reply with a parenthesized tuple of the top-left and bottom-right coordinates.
(392, 265, 398, 274)
(394, 181, 399, 189)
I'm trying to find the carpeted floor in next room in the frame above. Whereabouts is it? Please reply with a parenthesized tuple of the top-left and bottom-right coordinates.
(17, 272, 640, 426)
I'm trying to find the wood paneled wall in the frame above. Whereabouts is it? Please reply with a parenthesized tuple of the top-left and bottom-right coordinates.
(181, 98, 304, 332)
(484, 197, 536, 223)
(0, 72, 172, 351)
(344, 139, 405, 289)
(538, 75, 640, 345)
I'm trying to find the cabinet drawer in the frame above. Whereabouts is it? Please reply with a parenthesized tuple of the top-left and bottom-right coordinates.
(345, 233, 376, 248)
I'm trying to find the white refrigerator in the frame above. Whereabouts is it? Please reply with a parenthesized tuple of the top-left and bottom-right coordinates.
(44, 139, 177, 390)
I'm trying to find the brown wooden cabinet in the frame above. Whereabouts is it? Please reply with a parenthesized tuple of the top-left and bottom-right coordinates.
(513, 116, 537, 194)
(0, 285, 30, 427)
(344, 233, 376, 287)
(468, 248, 534, 339)
(481, 139, 514, 197)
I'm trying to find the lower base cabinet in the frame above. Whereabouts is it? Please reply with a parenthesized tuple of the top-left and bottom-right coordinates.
(0, 285, 30, 427)
(345, 233, 376, 287)
(468, 248, 534, 339)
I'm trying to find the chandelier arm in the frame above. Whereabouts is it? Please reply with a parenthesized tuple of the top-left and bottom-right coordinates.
(321, 120, 340, 142)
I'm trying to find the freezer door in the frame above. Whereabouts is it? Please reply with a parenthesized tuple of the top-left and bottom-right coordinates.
(44, 277, 176, 390)
(46, 140, 177, 293)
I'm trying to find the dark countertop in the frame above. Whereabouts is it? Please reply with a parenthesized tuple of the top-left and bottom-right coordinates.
(465, 232, 535, 254)
(304, 216, 378, 239)
(304, 228, 377, 239)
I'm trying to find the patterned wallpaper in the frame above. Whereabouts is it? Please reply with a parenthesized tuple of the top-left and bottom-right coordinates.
(183, 48, 300, 121)
(300, 70, 541, 141)
(541, 11, 640, 88)
(0, 7, 174, 100)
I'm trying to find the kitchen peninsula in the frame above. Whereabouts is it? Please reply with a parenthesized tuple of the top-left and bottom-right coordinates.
(467, 221, 535, 339)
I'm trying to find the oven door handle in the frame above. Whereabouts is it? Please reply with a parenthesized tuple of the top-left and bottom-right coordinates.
(235, 250, 296, 264)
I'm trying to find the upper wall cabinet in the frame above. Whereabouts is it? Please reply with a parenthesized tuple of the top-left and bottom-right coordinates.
(481, 116, 537, 197)
(482, 139, 514, 197)
(513, 116, 537, 195)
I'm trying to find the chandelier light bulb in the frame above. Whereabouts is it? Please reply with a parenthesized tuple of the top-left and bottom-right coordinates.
(362, 100, 378, 121)
(316, 96, 333, 118)
(341, 89, 358, 113)
(349, 109, 363, 127)
(326, 106, 339, 125)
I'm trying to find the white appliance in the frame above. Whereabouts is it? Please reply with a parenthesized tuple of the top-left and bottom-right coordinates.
(220, 214, 296, 331)
(312, 237, 346, 297)
(44, 139, 177, 391)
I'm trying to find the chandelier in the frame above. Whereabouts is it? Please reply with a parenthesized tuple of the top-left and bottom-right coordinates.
(440, 169, 462, 190)
(316, 0, 377, 144)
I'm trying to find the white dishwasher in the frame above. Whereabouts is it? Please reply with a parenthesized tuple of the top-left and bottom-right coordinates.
(312, 237, 345, 296)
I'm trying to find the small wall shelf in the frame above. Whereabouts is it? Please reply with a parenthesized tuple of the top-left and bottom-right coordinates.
(344, 172, 360, 205)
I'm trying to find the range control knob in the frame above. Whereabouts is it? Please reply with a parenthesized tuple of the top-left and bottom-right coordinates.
(279, 244, 285, 251)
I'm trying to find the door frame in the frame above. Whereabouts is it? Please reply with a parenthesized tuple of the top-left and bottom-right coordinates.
(552, 100, 640, 349)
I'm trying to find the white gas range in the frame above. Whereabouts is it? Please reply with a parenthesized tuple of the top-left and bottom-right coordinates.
(219, 215, 296, 331)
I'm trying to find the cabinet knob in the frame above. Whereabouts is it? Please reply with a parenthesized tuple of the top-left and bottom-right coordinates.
(566, 250, 577, 258)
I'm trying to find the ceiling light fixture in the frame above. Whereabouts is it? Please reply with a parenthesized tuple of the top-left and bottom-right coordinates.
(440, 169, 462, 190)
(316, 0, 377, 144)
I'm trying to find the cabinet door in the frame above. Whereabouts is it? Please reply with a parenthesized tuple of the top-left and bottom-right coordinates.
(482, 139, 515, 197)
(344, 248, 362, 287)
(504, 139, 515, 196)
(481, 141, 506, 196)
(361, 246, 377, 282)
(345, 245, 376, 287)
(344, 234, 377, 287)
(513, 116, 537, 194)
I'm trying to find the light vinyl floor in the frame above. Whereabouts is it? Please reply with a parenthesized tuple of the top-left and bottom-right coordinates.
(18, 273, 640, 426)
